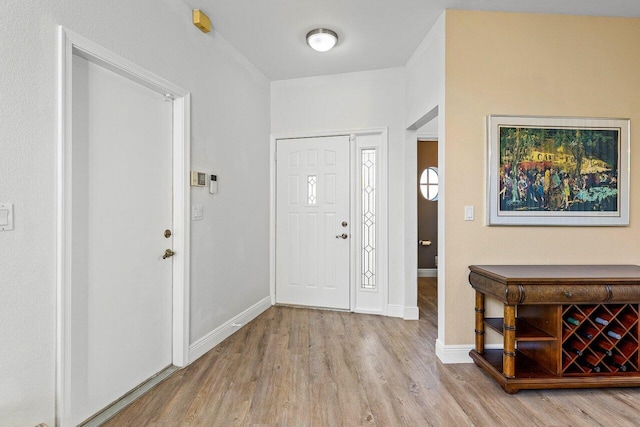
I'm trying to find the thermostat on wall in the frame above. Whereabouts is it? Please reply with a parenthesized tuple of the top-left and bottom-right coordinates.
(190, 171, 206, 186)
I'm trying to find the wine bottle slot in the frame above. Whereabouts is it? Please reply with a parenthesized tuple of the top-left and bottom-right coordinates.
(570, 311, 586, 320)
(610, 361, 628, 372)
(568, 346, 583, 356)
(607, 330, 622, 340)
(582, 355, 602, 373)
(566, 317, 580, 326)
(617, 340, 636, 355)
(594, 345, 613, 357)
(619, 314, 638, 325)
(584, 362, 601, 373)
(594, 317, 609, 326)
(577, 330, 593, 340)
(595, 340, 613, 350)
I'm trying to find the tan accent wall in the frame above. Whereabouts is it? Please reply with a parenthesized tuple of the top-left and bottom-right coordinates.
(444, 11, 640, 344)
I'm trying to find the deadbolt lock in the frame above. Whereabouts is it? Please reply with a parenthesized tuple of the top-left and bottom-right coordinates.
(163, 249, 175, 259)
(341, 221, 348, 227)
(164, 229, 172, 238)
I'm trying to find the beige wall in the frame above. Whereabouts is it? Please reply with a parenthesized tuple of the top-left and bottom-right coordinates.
(444, 11, 640, 344)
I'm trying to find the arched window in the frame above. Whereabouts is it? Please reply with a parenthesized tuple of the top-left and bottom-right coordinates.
(419, 167, 439, 201)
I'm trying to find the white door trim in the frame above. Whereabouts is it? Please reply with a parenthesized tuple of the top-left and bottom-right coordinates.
(417, 132, 438, 141)
(270, 128, 389, 315)
(56, 26, 191, 426)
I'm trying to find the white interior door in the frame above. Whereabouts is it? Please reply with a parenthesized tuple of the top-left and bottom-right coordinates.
(276, 136, 350, 309)
(70, 54, 173, 424)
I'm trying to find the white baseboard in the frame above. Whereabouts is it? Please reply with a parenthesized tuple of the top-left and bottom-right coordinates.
(387, 304, 419, 320)
(435, 339, 502, 364)
(189, 296, 272, 363)
(354, 308, 385, 316)
(435, 340, 473, 364)
(387, 304, 404, 318)
(418, 268, 437, 277)
(404, 306, 419, 320)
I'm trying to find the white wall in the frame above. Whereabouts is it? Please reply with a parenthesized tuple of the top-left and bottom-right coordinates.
(0, 0, 270, 424)
(271, 68, 408, 312)
(403, 14, 446, 336)
(405, 13, 445, 129)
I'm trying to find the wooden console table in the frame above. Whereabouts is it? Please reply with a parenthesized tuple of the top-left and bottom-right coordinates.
(468, 265, 640, 393)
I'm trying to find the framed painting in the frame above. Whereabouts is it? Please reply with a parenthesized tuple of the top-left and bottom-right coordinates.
(487, 115, 630, 226)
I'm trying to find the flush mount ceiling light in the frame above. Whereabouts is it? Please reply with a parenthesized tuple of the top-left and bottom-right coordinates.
(306, 28, 338, 52)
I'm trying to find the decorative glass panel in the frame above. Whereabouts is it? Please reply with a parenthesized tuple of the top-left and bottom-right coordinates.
(419, 167, 439, 201)
(307, 175, 317, 205)
(361, 149, 376, 290)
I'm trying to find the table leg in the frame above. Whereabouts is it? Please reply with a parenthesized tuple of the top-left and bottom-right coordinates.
(474, 291, 485, 354)
(503, 305, 516, 378)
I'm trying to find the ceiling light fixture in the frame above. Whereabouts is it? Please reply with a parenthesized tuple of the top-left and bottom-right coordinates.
(306, 28, 338, 52)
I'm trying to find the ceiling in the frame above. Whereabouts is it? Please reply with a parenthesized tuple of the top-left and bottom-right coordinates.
(181, 0, 640, 81)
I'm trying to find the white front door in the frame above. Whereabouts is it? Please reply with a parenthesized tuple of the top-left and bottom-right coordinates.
(69, 54, 173, 424)
(276, 136, 350, 309)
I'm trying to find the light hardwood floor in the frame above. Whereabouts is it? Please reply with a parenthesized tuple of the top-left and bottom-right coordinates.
(105, 278, 640, 426)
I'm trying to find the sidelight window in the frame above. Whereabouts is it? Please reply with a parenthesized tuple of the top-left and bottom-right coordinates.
(361, 149, 376, 290)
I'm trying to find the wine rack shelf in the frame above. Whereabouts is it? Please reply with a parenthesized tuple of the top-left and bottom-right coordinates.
(562, 304, 639, 375)
(468, 265, 640, 393)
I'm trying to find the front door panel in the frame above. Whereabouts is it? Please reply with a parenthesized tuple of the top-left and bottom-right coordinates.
(276, 136, 350, 309)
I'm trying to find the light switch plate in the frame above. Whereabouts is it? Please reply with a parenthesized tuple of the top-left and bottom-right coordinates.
(192, 204, 203, 221)
(464, 205, 474, 221)
(0, 203, 14, 231)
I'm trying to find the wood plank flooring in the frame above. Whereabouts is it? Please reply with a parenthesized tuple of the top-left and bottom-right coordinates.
(104, 278, 640, 426)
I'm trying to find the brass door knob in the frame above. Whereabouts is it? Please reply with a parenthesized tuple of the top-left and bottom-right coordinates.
(163, 249, 175, 259)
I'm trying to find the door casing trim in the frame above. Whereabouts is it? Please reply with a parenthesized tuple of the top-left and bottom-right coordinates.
(56, 26, 191, 426)
(270, 128, 389, 315)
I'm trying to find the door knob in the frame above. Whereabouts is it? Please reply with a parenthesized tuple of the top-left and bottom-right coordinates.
(162, 249, 175, 259)
(335, 233, 348, 239)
